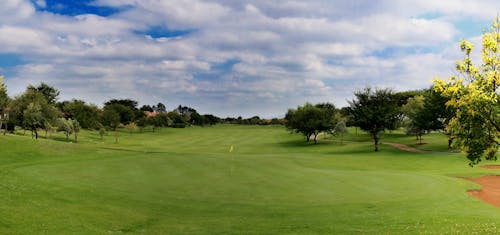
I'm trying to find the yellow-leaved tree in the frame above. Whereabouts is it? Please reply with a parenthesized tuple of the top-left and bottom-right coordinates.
(0, 67, 4, 88)
(434, 17, 500, 166)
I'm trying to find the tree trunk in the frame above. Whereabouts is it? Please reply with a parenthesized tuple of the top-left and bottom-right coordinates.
(66, 132, 69, 140)
(75, 132, 78, 143)
(313, 132, 318, 144)
(373, 133, 379, 151)
(34, 128, 38, 140)
(306, 134, 311, 142)
(340, 133, 344, 145)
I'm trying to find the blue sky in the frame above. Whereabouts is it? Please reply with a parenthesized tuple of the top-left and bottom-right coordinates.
(0, 0, 498, 117)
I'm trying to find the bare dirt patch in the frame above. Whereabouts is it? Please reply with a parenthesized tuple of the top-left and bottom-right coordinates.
(480, 165, 500, 169)
(466, 175, 500, 207)
(383, 142, 425, 153)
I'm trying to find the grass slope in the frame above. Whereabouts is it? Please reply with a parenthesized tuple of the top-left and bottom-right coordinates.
(0, 125, 499, 234)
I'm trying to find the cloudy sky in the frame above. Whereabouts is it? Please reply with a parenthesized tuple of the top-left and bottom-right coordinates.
(0, 0, 499, 117)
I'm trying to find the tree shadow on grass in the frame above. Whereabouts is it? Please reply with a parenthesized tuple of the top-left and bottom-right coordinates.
(85, 134, 104, 142)
(277, 139, 332, 148)
(100, 147, 170, 154)
(326, 148, 379, 156)
(50, 136, 75, 143)
(275, 139, 392, 157)
(324, 142, 414, 156)
(277, 137, 431, 156)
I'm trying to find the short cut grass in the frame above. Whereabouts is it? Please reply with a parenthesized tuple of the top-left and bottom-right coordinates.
(0, 125, 499, 234)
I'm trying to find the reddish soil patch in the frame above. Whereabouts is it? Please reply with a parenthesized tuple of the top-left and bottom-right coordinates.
(481, 165, 500, 169)
(383, 142, 425, 153)
(466, 175, 500, 207)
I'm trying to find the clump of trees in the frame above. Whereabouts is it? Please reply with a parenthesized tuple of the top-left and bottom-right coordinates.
(282, 87, 452, 151)
(10, 86, 60, 139)
(60, 100, 101, 129)
(285, 103, 339, 144)
(400, 89, 450, 145)
(272, 87, 448, 151)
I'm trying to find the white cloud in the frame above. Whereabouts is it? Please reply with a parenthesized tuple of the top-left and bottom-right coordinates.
(35, 0, 46, 8)
(1, 0, 35, 20)
(0, 26, 52, 52)
(1, 0, 498, 117)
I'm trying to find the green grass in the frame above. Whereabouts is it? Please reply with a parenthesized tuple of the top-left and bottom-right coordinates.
(1, 125, 500, 234)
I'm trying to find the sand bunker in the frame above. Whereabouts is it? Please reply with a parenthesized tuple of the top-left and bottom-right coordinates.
(466, 175, 500, 207)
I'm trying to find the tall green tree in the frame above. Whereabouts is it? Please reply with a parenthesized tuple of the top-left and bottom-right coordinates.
(55, 118, 80, 141)
(423, 89, 454, 148)
(28, 82, 60, 104)
(434, 17, 500, 166)
(348, 87, 399, 151)
(140, 105, 154, 112)
(0, 72, 9, 134)
(24, 103, 44, 139)
(101, 108, 120, 130)
(285, 103, 338, 144)
(103, 100, 137, 125)
(401, 95, 426, 144)
(10, 88, 60, 136)
(42, 105, 60, 138)
(57, 118, 73, 140)
(104, 99, 139, 109)
(167, 111, 186, 128)
(62, 99, 101, 129)
(334, 120, 348, 144)
(104, 99, 142, 122)
(202, 114, 220, 125)
(400, 91, 451, 145)
(155, 102, 167, 113)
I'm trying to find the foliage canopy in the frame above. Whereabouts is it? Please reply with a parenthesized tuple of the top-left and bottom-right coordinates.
(348, 87, 399, 151)
(434, 17, 500, 166)
(285, 103, 338, 144)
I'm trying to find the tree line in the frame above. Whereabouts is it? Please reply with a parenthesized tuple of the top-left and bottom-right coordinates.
(285, 87, 451, 151)
(0, 80, 285, 141)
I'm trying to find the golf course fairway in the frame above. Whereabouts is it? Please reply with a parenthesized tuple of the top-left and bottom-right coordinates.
(0, 125, 499, 234)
